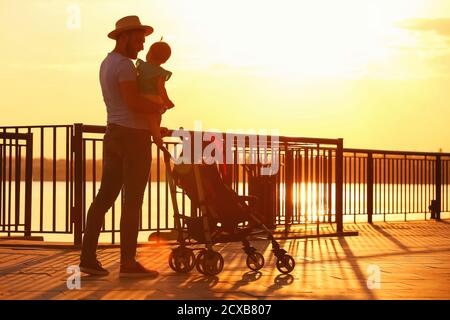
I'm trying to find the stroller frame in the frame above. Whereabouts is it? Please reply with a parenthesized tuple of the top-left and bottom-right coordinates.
(161, 147, 295, 276)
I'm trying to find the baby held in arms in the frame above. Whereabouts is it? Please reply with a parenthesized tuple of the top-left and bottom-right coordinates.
(136, 40, 174, 147)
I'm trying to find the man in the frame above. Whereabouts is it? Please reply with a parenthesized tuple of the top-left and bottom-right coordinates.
(79, 16, 164, 277)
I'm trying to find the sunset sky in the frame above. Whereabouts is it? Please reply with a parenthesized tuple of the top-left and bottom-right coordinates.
(1, 0, 450, 152)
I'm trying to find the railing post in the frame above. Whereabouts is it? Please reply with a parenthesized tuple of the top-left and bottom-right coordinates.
(222, 135, 233, 187)
(435, 155, 442, 221)
(335, 138, 344, 233)
(285, 147, 294, 233)
(327, 149, 333, 223)
(73, 123, 83, 246)
(367, 152, 374, 224)
(15, 137, 21, 232)
(24, 133, 33, 237)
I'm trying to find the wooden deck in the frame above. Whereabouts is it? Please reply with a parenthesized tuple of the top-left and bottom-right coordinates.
(1, 220, 449, 300)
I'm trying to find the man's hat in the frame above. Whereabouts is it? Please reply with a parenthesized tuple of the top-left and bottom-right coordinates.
(108, 15, 153, 40)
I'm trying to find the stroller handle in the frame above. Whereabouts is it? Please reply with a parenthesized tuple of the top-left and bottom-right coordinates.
(159, 145, 173, 163)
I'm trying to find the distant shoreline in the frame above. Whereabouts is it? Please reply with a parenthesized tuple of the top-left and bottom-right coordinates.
(2, 157, 439, 184)
(2, 157, 167, 182)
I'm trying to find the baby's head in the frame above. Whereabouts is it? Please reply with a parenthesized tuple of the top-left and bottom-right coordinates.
(146, 41, 171, 65)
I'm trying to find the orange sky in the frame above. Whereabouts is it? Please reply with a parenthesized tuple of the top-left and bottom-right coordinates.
(1, 0, 450, 152)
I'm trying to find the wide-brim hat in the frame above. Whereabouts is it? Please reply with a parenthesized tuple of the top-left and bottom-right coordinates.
(108, 15, 153, 40)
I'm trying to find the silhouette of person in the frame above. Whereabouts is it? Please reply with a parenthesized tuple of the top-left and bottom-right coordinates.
(136, 40, 175, 148)
(79, 15, 164, 277)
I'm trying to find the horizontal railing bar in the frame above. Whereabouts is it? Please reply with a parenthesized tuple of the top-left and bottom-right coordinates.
(0, 143, 28, 147)
(3, 125, 447, 156)
(345, 148, 450, 157)
(0, 132, 32, 141)
(81, 124, 106, 134)
(278, 137, 339, 145)
(80, 124, 342, 146)
(83, 138, 103, 142)
(0, 125, 72, 129)
(0, 231, 73, 234)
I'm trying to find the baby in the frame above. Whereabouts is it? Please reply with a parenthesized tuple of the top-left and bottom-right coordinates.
(136, 40, 174, 147)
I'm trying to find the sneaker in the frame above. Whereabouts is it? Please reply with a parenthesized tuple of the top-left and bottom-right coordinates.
(79, 259, 109, 276)
(119, 261, 159, 278)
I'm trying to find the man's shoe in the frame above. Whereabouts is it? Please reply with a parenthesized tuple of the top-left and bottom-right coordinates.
(79, 259, 109, 276)
(119, 261, 159, 278)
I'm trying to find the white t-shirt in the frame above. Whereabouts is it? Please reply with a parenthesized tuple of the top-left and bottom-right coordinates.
(99, 52, 151, 130)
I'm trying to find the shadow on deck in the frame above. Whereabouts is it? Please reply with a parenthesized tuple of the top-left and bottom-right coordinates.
(1, 220, 449, 300)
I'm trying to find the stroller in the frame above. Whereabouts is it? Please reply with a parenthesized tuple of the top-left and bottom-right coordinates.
(161, 147, 295, 276)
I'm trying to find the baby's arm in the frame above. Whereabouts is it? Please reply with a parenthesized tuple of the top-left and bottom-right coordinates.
(142, 94, 164, 105)
(157, 76, 175, 109)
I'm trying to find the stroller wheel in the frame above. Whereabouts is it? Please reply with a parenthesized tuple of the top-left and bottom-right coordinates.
(276, 254, 295, 274)
(196, 250, 224, 276)
(246, 252, 265, 271)
(169, 247, 196, 273)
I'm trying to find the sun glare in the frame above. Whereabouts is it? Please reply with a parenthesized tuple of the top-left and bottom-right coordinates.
(174, 0, 425, 78)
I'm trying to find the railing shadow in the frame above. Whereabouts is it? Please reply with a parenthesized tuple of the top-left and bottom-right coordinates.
(337, 237, 376, 299)
(4, 220, 450, 299)
(370, 224, 411, 252)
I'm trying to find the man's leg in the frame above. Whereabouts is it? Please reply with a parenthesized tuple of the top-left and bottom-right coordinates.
(119, 132, 152, 264)
(80, 130, 123, 263)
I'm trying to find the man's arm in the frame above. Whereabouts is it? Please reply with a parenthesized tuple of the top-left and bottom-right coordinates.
(119, 80, 163, 114)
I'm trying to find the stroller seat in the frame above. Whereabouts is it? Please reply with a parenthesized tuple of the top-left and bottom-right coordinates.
(173, 163, 251, 232)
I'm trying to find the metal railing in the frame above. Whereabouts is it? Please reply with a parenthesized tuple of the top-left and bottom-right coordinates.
(73, 124, 343, 245)
(1, 123, 448, 245)
(342, 149, 450, 222)
(0, 131, 33, 236)
(0, 125, 73, 237)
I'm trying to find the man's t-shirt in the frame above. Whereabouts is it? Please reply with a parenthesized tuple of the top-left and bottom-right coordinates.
(99, 52, 151, 130)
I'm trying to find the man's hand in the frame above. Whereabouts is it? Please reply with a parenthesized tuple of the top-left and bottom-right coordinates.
(160, 127, 170, 137)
